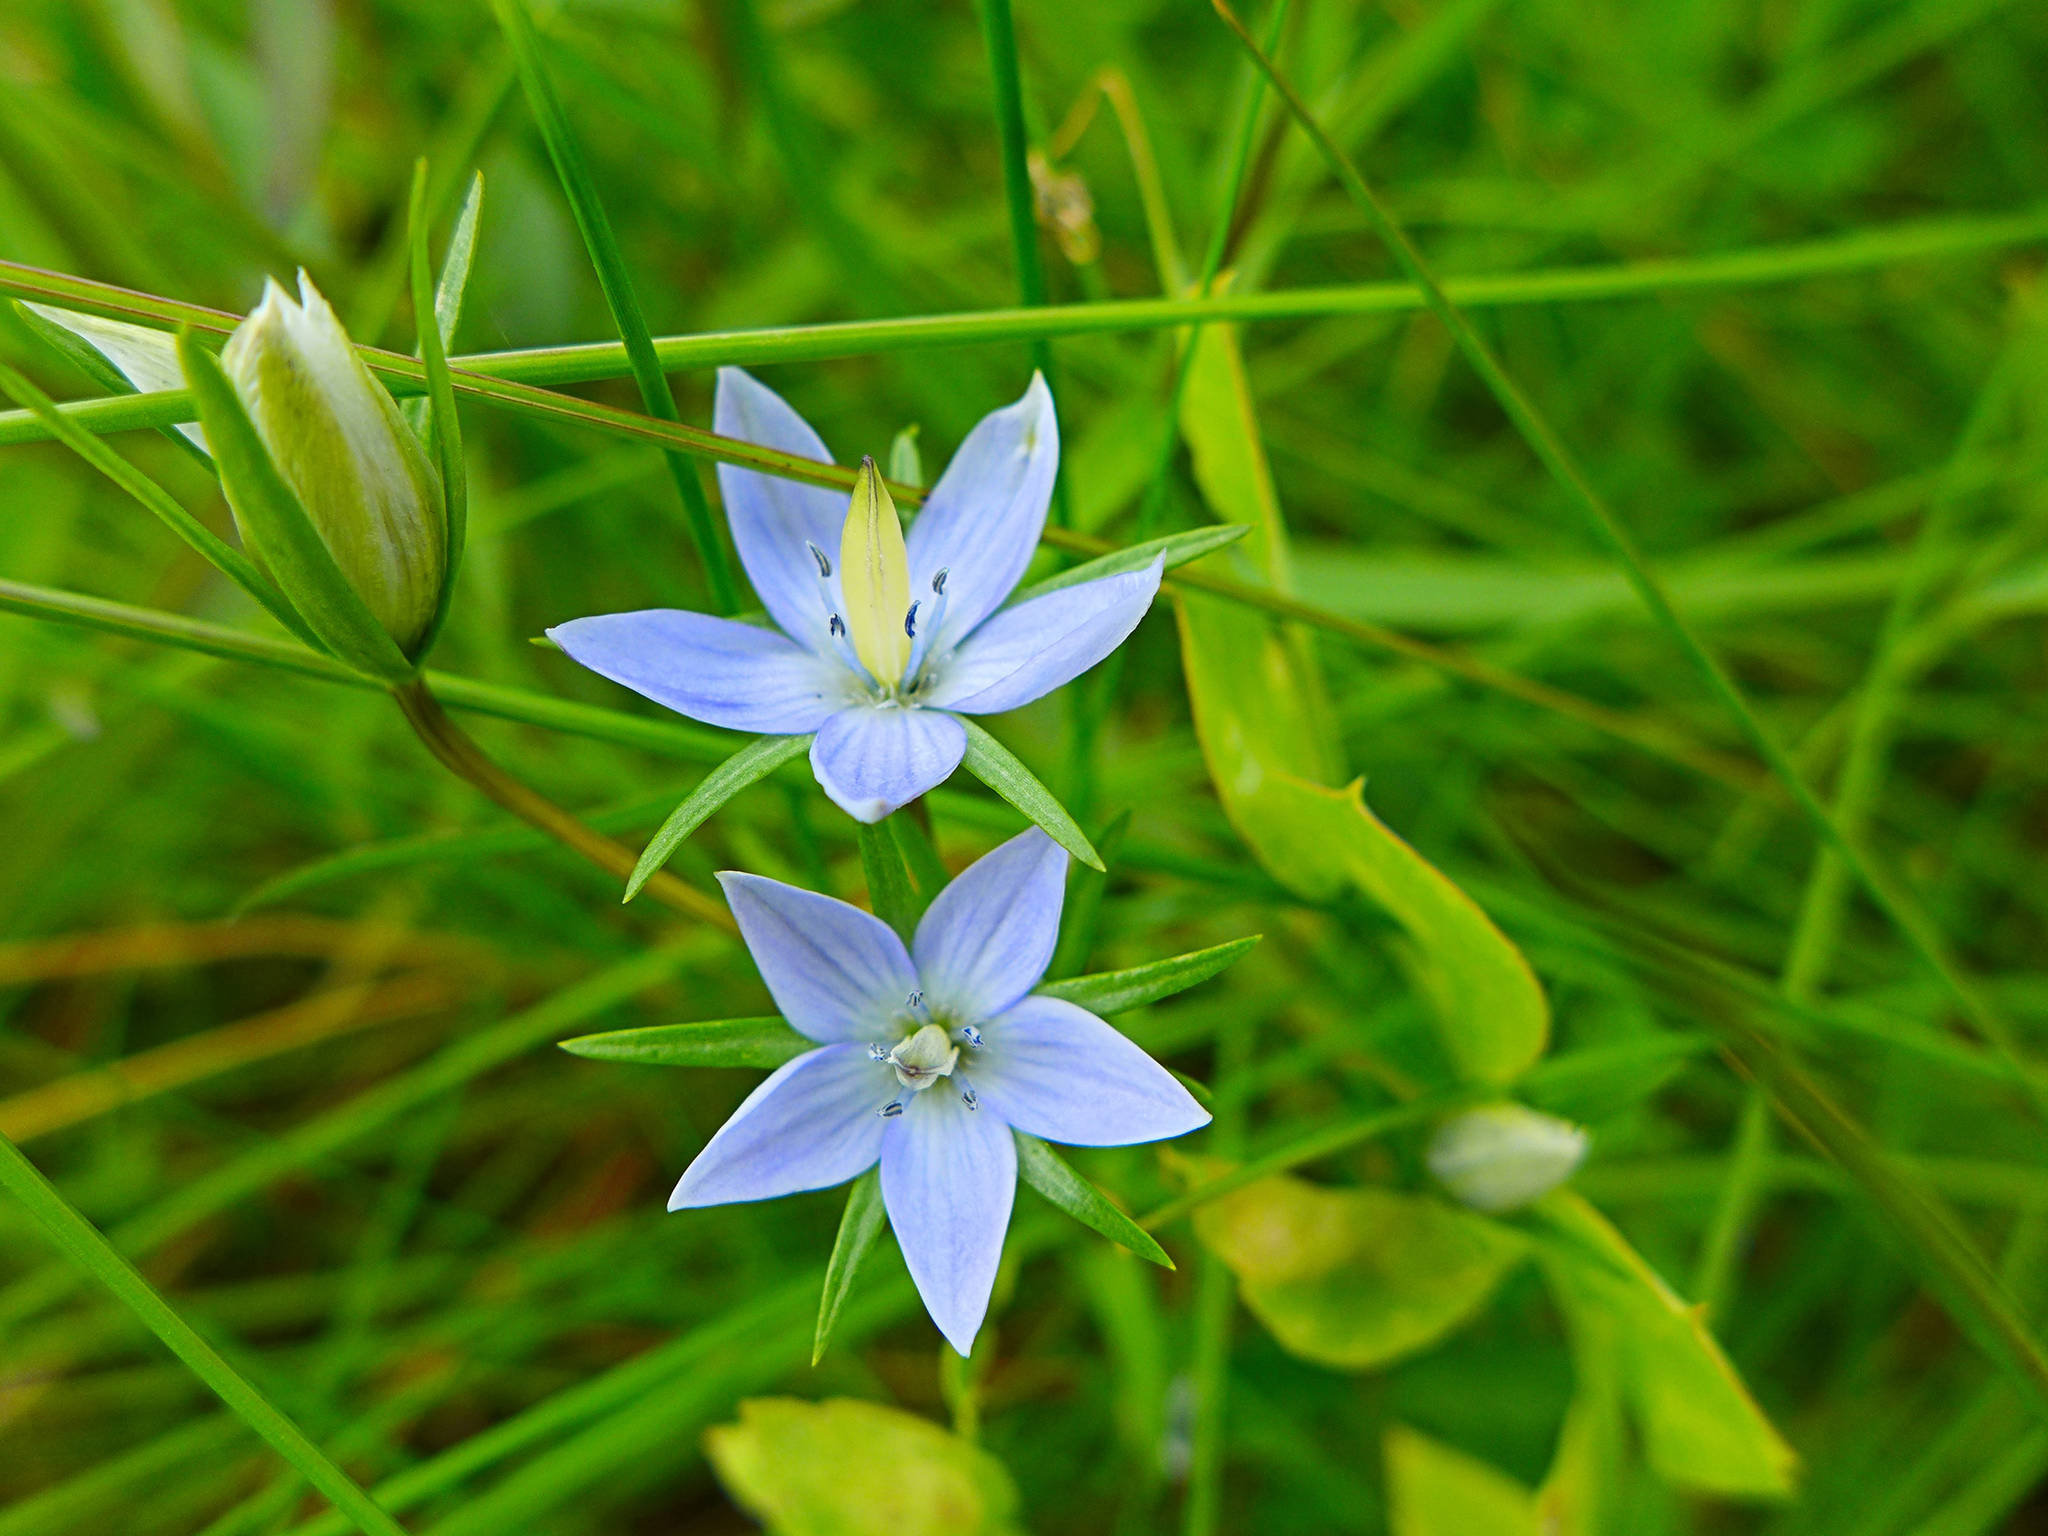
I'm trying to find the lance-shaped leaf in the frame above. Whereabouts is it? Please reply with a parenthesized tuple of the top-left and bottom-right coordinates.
(556, 1016, 812, 1070)
(1036, 935, 1260, 1016)
(813, 1166, 887, 1365)
(1008, 522, 1249, 605)
(627, 733, 812, 901)
(1014, 1131, 1172, 1269)
(409, 160, 473, 654)
(13, 300, 209, 460)
(958, 717, 1102, 870)
(177, 330, 416, 683)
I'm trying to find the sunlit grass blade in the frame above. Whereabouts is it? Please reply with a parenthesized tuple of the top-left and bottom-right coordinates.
(556, 1016, 812, 1070)
(9, 296, 209, 463)
(957, 717, 1103, 870)
(1036, 936, 1261, 1016)
(489, 0, 736, 611)
(814, 1167, 888, 1365)
(627, 733, 813, 902)
(1009, 523, 1248, 604)
(408, 158, 467, 653)
(1015, 1130, 1173, 1268)
(0, 1132, 412, 1536)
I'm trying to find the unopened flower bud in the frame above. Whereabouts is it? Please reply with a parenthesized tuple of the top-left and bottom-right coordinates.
(1427, 1104, 1588, 1213)
(222, 274, 446, 656)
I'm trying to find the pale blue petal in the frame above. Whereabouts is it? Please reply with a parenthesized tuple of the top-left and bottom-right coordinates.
(548, 609, 846, 733)
(809, 704, 967, 823)
(927, 561, 1162, 715)
(717, 871, 919, 1042)
(880, 1085, 1017, 1355)
(911, 828, 1066, 1021)
(668, 1044, 891, 1208)
(713, 367, 848, 652)
(969, 996, 1210, 1146)
(905, 373, 1058, 649)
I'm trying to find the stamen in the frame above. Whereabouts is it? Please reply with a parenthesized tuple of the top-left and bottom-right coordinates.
(825, 613, 872, 682)
(961, 1024, 983, 1049)
(867, 1043, 891, 1062)
(932, 568, 948, 595)
(904, 600, 920, 639)
(807, 542, 833, 578)
(907, 991, 925, 1012)
(902, 575, 951, 686)
(960, 1086, 979, 1110)
(879, 1100, 904, 1118)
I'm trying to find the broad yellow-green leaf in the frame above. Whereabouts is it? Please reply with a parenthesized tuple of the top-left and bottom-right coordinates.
(705, 1397, 1021, 1536)
(1178, 300, 1292, 589)
(1192, 1174, 1525, 1370)
(1384, 1425, 1541, 1536)
(1178, 588, 1548, 1082)
(1533, 1192, 1797, 1499)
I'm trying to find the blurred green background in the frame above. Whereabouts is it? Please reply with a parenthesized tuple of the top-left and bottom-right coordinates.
(3, 0, 2048, 1532)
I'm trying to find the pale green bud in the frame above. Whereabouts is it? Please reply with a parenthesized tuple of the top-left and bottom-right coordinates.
(221, 274, 446, 656)
(1427, 1104, 1588, 1213)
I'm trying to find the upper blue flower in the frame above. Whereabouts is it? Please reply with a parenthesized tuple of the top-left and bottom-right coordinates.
(548, 369, 1163, 822)
(672, 829, 1210, 1355)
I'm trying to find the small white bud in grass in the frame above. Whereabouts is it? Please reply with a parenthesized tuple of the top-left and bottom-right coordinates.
(1427, 1104, 1588, 1213)
(222, 274, 446, 656)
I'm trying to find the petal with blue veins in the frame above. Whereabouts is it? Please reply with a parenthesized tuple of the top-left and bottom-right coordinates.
(714, 367, 849, 652)
(905, 374, 1058, 649)
(881, 1084, 1017, 1355)
(809, 704, 967, 823)
(970, 996, 1211, 1146)
(668, 1044, 892, 1208)
(912, 828, 1067, 1021)
(718, 872, 920, 1042)
(549, 609, 846, 733)
(928, 561, 1163, 716)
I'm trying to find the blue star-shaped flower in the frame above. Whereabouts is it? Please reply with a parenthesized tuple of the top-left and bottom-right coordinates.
(672, 829, 1209, 1354)
(548, 369, 1163, 821)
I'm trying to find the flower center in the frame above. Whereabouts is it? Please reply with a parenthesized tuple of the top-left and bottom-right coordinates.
(839, 457, 912, 686)
(883, 1022, 958, 1091)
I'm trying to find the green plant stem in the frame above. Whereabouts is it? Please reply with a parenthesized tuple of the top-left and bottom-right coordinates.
(1181, 1014, 1253, 1536)
(970, 0, 1066, 524)
(855, 817, 923, 941)
(489, 0, 736, 610)
(391, 679, 735, 933)
(0, 1132, 412, 1536)
(1210, 0, 2031, 1117)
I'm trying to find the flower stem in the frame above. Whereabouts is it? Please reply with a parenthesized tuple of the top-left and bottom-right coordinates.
(391, 680, 734, 932)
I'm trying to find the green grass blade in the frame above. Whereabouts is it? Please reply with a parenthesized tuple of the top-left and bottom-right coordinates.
(957, 717, 1102, 871)
(1015, 1131, 1173, 1268)
(814, 1167, 887, 1365)
(489, 0, 736, 611)
(1009, 523, 1248, 604)
(857, 817, 924, 941)
(409, 159, 468, 654)
(1036, 936, 1261, 1015)
(0, 1133, 412, 1536)
(177, 331, 414, 682)
(627, 733, 812, 901)
(557, 1017, 812, 1070)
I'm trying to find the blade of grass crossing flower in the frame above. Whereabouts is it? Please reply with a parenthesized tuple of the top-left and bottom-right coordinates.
(1009, 523, 1248, 604)
(958, 717, 1102, 870)
(814, 1166, 888, 1364)
(556, 1016, 812, 1070)
(0, 358, 321, 651)
(1037, 936, 1260, 1015)
(1209, 0, 2028, 1112)
(1015, 1131, 1173, 1268)
(176, 331, 415, 682)
(858, 817, 924, 941)
(489, 0, 737, 612)
(0, 1133, 412, 1536)
(627, 733, 813, 901)
(409, 160, 468, 653)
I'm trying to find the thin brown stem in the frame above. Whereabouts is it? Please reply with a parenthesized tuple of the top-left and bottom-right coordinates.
(392, 680, 736, 933)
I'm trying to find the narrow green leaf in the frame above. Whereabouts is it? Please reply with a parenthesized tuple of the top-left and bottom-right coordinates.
(176, 331, 414, 683)
(1015, 1131, 1172, 1269)
(813, 1167, 887, 1365)
(434, 172, 484, 352)
(889, 813, 950, 905)
(857, 819, 924, 942)
(957, 717, 1103, 870)
(0, 358, 322, 651)
(11, 299, 209, 463)
(1037, 936, 1260, 1016)
(409, 159, 471, 653)
(887, 424, 922, 489)
(627, 733, 812, 901)
(490, 0, 737, 612)
(0, 1134, 410, 1536)
(557, 1017, 812, 1070)
(1009, 523, 1250, 606)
